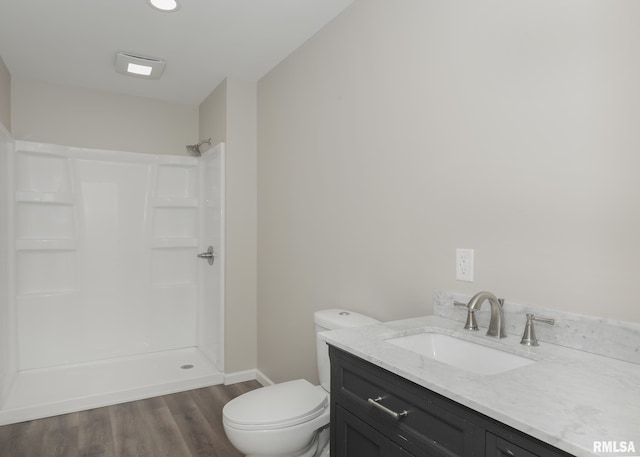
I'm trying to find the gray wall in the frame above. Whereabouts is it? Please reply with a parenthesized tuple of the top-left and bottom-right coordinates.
(257, 0, 640, 383)
(200, 79, 258, 375)
(11, 78, 197, 156)
(0, 56, 10, 132)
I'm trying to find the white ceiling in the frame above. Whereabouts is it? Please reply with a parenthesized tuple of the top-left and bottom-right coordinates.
(0, 0, 354, 105)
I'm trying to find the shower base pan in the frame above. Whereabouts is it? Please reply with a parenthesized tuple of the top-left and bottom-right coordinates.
(0, 347, 223, 426)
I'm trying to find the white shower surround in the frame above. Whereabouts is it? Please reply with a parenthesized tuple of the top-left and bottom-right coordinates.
(0, 136, 225, 425)
(0, 123, 14, 412)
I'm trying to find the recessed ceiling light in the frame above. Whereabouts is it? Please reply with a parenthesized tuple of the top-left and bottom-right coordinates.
(147, 0, 180, 12)
(115, 52, 166, 79)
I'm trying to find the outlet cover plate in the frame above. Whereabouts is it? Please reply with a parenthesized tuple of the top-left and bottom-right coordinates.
(456, 248, 474, 282)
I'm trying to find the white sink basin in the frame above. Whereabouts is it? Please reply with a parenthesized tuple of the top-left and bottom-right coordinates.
(386, 332, 534, 375)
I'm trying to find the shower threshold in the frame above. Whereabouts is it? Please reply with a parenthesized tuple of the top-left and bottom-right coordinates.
(0, 347, 223, 426)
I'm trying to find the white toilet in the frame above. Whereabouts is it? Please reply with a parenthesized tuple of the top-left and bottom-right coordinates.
(222, 309, 379, 457)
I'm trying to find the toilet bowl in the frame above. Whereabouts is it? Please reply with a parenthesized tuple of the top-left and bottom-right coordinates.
(222, 309, 379, 457)
(223, 379, 330, 457)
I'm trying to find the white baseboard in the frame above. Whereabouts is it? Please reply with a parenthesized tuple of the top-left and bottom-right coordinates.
(223, 369, 256, 385)
(224, 369, 274, 386)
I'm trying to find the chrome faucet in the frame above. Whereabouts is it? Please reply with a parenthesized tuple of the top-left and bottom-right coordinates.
(466, 291, 507, 338)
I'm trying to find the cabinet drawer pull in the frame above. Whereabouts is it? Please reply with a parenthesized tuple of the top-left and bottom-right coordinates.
(367, 396, 409, 420)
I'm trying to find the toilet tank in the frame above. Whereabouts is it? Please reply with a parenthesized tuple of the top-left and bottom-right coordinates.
(314, 309, 380, 392)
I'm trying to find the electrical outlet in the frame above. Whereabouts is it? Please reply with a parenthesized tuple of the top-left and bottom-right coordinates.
(456, 249, 474, 282)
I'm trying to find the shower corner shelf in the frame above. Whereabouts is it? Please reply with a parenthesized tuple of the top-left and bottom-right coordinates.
(15, 191, 75, 205)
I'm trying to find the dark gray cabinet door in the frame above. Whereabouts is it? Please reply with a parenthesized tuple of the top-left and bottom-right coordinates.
(334, 405, 415, 457)
(486, 432, 570, 457)
(330, 345, 476, 457)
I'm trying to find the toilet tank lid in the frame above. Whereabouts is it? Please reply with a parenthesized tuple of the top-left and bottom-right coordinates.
(314, 309, 380, 330)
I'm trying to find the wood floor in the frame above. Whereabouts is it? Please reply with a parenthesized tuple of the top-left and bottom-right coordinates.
(0, 380, 262, 457)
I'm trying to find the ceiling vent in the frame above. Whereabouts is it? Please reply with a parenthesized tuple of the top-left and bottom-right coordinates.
(115, 52, 165, 79)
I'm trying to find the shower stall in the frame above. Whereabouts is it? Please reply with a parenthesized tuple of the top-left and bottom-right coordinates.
(0, 128, 225, 425)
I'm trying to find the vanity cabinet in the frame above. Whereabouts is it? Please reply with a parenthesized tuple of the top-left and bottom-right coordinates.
(329, 346, 574, 457)
(335, 405, 416, 456)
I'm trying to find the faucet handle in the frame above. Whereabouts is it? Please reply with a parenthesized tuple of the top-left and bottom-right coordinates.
(530, 314, 554, 326)
(453, 301, 478, 331)
(520, 313, 554, 346)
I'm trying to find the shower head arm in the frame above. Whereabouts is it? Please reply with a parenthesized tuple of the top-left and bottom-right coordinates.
(185, 138, 212, 156)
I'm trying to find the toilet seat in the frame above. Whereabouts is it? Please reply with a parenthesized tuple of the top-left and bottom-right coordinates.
(223, 379, 328, 431)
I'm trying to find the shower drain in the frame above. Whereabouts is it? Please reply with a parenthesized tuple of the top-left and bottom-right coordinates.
(180, 364, 195, 370)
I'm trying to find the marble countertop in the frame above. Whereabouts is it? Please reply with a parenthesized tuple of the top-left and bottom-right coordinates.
(321, 315, 640, 457)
